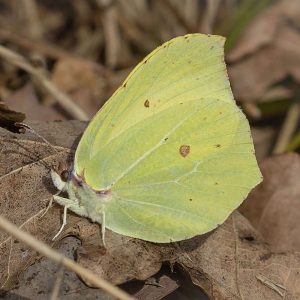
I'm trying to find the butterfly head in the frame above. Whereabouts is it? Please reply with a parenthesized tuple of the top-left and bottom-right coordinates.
(51, 161, 71, 192)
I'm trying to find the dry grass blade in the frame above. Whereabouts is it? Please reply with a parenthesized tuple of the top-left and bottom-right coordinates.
(49, 265, 64, 300)
(0, 45, 89, 120)
(273, 101, 300, 154)
(0, 215, 135, 300)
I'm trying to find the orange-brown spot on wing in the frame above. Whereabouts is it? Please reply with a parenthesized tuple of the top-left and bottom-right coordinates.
(179, 145, 190, 157)
(144, 99, 150, 108)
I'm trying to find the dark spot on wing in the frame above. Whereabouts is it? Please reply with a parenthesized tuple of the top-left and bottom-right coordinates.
(203, 117, 207, 121)
(189, 198, 192, 202)
(143, 59, 148, 64)
(215, 144, 221, 148)
(123, 83, 127, 88)
(144, 99, 150, 108)
(179, 145, 190, 157)
(184, 36, 188, 40)
(219, 111, 223, 115)
(215, 182, 218, 185)
(95, 189, 112, 199)
(188, 60, 191, 64)
(164, 137, 168, 141)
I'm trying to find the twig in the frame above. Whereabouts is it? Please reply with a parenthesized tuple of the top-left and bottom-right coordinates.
(200, 0, 221, 34)
(0, 45, 89, 120)
(101, 2, 120, 68)
(273, 101, 300, 154)
(160, 0, 195, 33)
(0, 215, 135, 300)
(0, 28, 101, 67)
(21, 0, 43, 40)
(256, 274, 286, 297)
(50, 265, 64, 300)
(242, 102, 262, 120)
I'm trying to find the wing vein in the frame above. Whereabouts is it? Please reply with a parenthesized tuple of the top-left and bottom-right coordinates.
(108, 108, 199, 188)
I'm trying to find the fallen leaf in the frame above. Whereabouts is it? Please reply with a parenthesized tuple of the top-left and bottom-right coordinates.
(241, 153, 300, 252)
(0, 102, 25, 133)
(46, 59, 110, 117)
(134, 274, 179, 300)
(251, 126, 276, 162)
(0, 121, 83, 291)
(6, 236, 114, 299)
(1, 121, 300, 300)
(228, 0, 300, 102)
(4, 83, 66, 121)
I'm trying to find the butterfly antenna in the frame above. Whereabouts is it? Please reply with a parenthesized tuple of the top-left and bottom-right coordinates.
(16, 122, 59, 154)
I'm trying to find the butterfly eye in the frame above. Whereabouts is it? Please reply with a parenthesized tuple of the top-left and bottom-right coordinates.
(60, 170, 69, 182)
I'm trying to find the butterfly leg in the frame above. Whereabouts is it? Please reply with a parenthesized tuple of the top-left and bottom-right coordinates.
(52, 195, 89, 240)
(39, 196, 53, 219)
(101, 211, 106, 247)
(52, 205, 68, 241)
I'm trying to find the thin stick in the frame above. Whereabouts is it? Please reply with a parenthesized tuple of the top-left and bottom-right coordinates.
(0, 215, 135, 300)
(273, 101, 300, 154)
(21, 0, 43, 40)
(49, 265, 64, 300)
(0, 28, 100, 65)
(0, 45, 89, 121)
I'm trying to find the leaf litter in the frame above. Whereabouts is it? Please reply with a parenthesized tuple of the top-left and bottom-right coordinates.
(241, 153, 300, 252)
(228, 0, 300, 103)
(1, 122, 300, 299)
(0, 1, 300, 298)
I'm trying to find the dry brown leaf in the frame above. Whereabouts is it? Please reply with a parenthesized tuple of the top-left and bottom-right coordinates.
(177, 212, 300, 299)
(0, 101, 25, 133)
(7, 236, 114, 299)
(46, 59, 110, 117)
(228, 0, 300, 102)
(1, 121, 300, 300)
(251, 127, 276, 162)
(0, 122, 83, 291)
(241, 153, 300, 252)
(5, 83, 66, 121)
(134, 274, 179, 300)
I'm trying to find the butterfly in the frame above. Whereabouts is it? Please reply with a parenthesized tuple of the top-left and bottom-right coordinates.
(51, 34, 262, 244)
